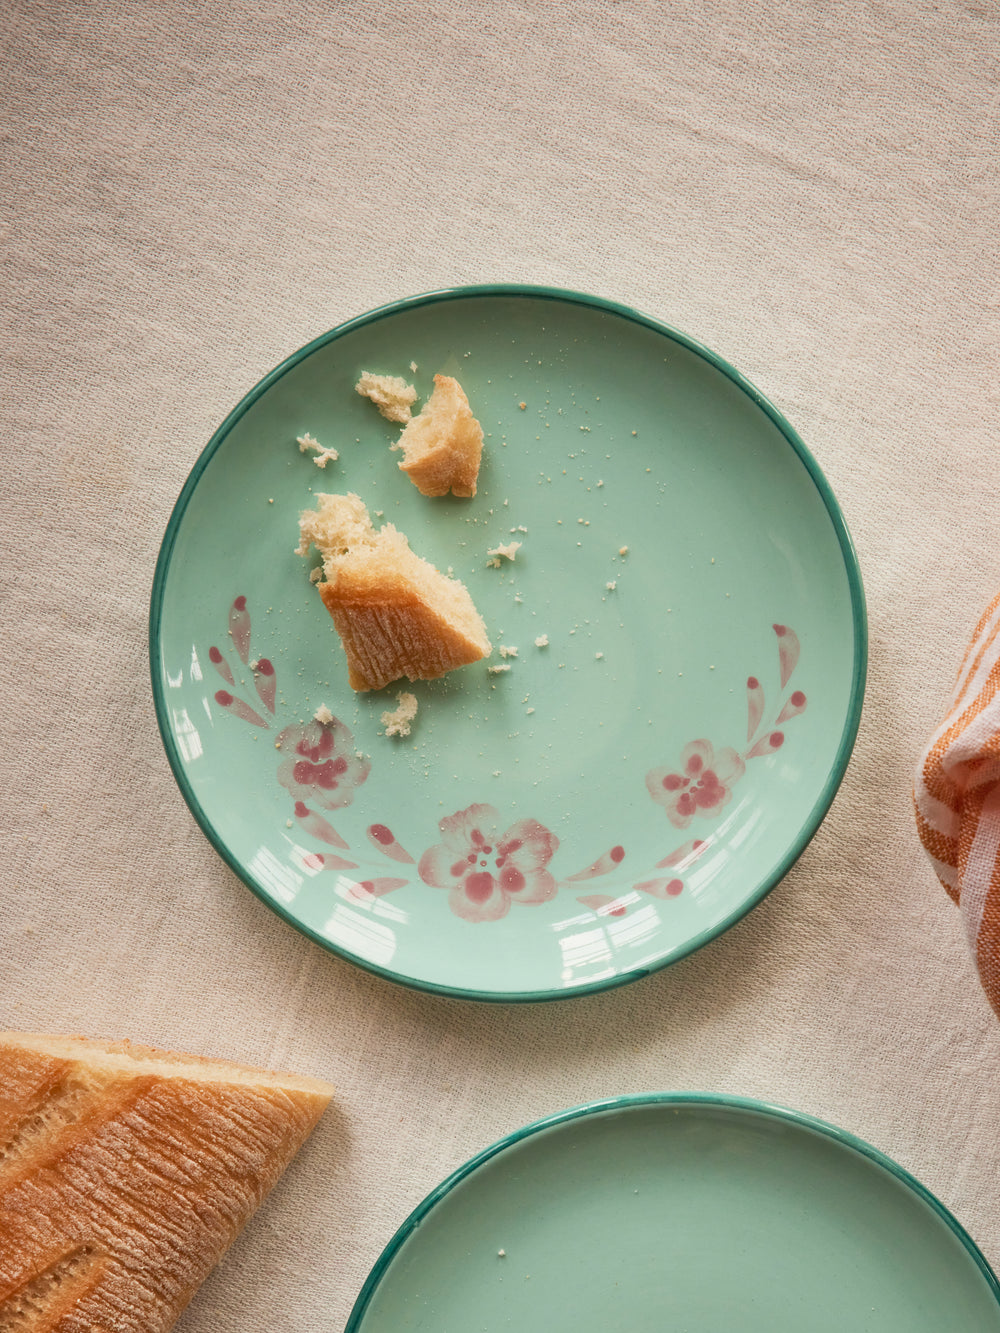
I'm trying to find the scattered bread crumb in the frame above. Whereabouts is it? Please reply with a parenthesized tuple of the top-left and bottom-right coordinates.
(381, 691, 418, 738)
(487, 540, 522, 565)
(409, 360, 418, 372)
(518, 402, 526, 410)
(313, 704, 334, 725)
(488, 664, 511, 674)
(534, 634, 549, 648)
(297, 433, 339, 468)
(355, 371, 418, 424)
(618, 546, 629, 556)
(499, 645, 518, 658)
(309, 567, 323, 584)
(606, 580, 617, 591)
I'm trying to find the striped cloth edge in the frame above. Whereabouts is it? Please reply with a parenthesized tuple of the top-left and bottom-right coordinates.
(914, 590, 1000, 1017)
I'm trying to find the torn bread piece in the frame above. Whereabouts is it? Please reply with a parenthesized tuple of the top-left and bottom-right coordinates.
(355, 371, 417, 424)
(298, 492, 491, 691)
(393, 374, 483, 498)
(0, 1031, 334, 1333)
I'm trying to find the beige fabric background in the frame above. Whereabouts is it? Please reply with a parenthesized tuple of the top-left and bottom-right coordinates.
(2, 1, 999, 1327)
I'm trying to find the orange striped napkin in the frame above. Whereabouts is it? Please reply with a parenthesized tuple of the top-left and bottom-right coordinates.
(915, 591, 1000, 1017)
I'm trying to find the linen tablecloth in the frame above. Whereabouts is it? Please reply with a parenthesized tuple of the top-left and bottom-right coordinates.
(3, 3, 998, 1327)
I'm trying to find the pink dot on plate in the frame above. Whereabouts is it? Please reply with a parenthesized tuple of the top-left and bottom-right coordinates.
(667, 879, 683, 897)
(209, 646, 223, 663)
(215, 690, 233, 706)
(611, 845, 625, 863)
(234, 596, 247, 611)
(369, 824, 393, 844)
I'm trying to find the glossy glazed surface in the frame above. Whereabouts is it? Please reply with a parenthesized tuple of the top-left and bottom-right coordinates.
(348, 1095, 1000, 1332)
(150, 287, 866, 999)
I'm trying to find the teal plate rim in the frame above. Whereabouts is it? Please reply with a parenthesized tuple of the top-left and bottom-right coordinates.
(148, 283, 868, 1003)
(344, 1091, 1000, 1328)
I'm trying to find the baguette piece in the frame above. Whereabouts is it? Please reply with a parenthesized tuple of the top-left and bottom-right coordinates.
(393, 374, 483, 498)
(298, 491, 491, 691)
(0, 1032, 334, 1333)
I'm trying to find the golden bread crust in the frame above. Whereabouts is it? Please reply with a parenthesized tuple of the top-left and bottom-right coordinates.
(0, 1033, 333, 1333)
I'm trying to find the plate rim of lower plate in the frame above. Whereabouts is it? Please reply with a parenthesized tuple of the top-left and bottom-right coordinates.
(345, 1090, 1000, 1329)
(148, 282, 868, 1002)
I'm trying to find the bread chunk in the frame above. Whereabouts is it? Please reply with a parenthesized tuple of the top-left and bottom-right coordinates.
(393, 374, 483, 498)
(0, 1032, 334, 1333)
(355, 371, 417, 424)
(298, 492, 491, 691)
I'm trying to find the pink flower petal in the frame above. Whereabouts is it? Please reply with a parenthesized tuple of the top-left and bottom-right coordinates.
(497, 817, 560, 874)
(418, 843, 461, 888)
(208, 646, 234, 686)
(657, 838, 707, 869)
(506, 868, 558, 906)
(773, 624, 800, 688)
(776, 690, 807, 724)
(681, 739, 714, 776)
(253, 657, 276, 713)
(229, 596, 251, 664)
(747, 729, 784, 760)
(436, 803, 502, 856)
(214, 690, 269, 729)
(635, 877, 684, 899)
(710, 747, 745, 787)
(577, 893, 629, 917)
(565, 844, 626, 881)
(449, 879, 510, 922)
(294, 802, 348, 848)
(367, 823, 415, 863)
(303, 852, 358, 871)
(349, 877, 409, 900)
(746, 675, 764, 740)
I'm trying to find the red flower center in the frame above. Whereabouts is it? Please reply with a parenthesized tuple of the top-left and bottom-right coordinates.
(465, 872, 495, 903)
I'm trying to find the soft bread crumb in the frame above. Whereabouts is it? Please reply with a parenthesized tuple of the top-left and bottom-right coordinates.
(382, 692, 418, 737)
(309, 567, 323, 584)
(356, 372, 418, 424)
(313, 704, 334, 724)
(488, 664, 511, 674)
(298, 492, 491, 691)
(409, 360, 418, 372)
(487, 540, 521, 564)
(499, 645, 518, 658)
(393, 374, 483, 497)
(297, 433, 339, 468)
(534, 635, 549, 648)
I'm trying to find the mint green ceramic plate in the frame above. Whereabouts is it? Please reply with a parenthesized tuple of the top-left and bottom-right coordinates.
(150, 286, 866, 1000)
(347, 1095, 1000, 1332)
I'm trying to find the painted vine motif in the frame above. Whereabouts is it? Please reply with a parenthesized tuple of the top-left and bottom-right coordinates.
(207, 599, 806, 924)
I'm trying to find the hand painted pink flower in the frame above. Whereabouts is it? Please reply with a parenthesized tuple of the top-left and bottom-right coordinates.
(276, 717, 371, 810)
(419, 803, 560, 923)
(646, 740, 745, 829)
